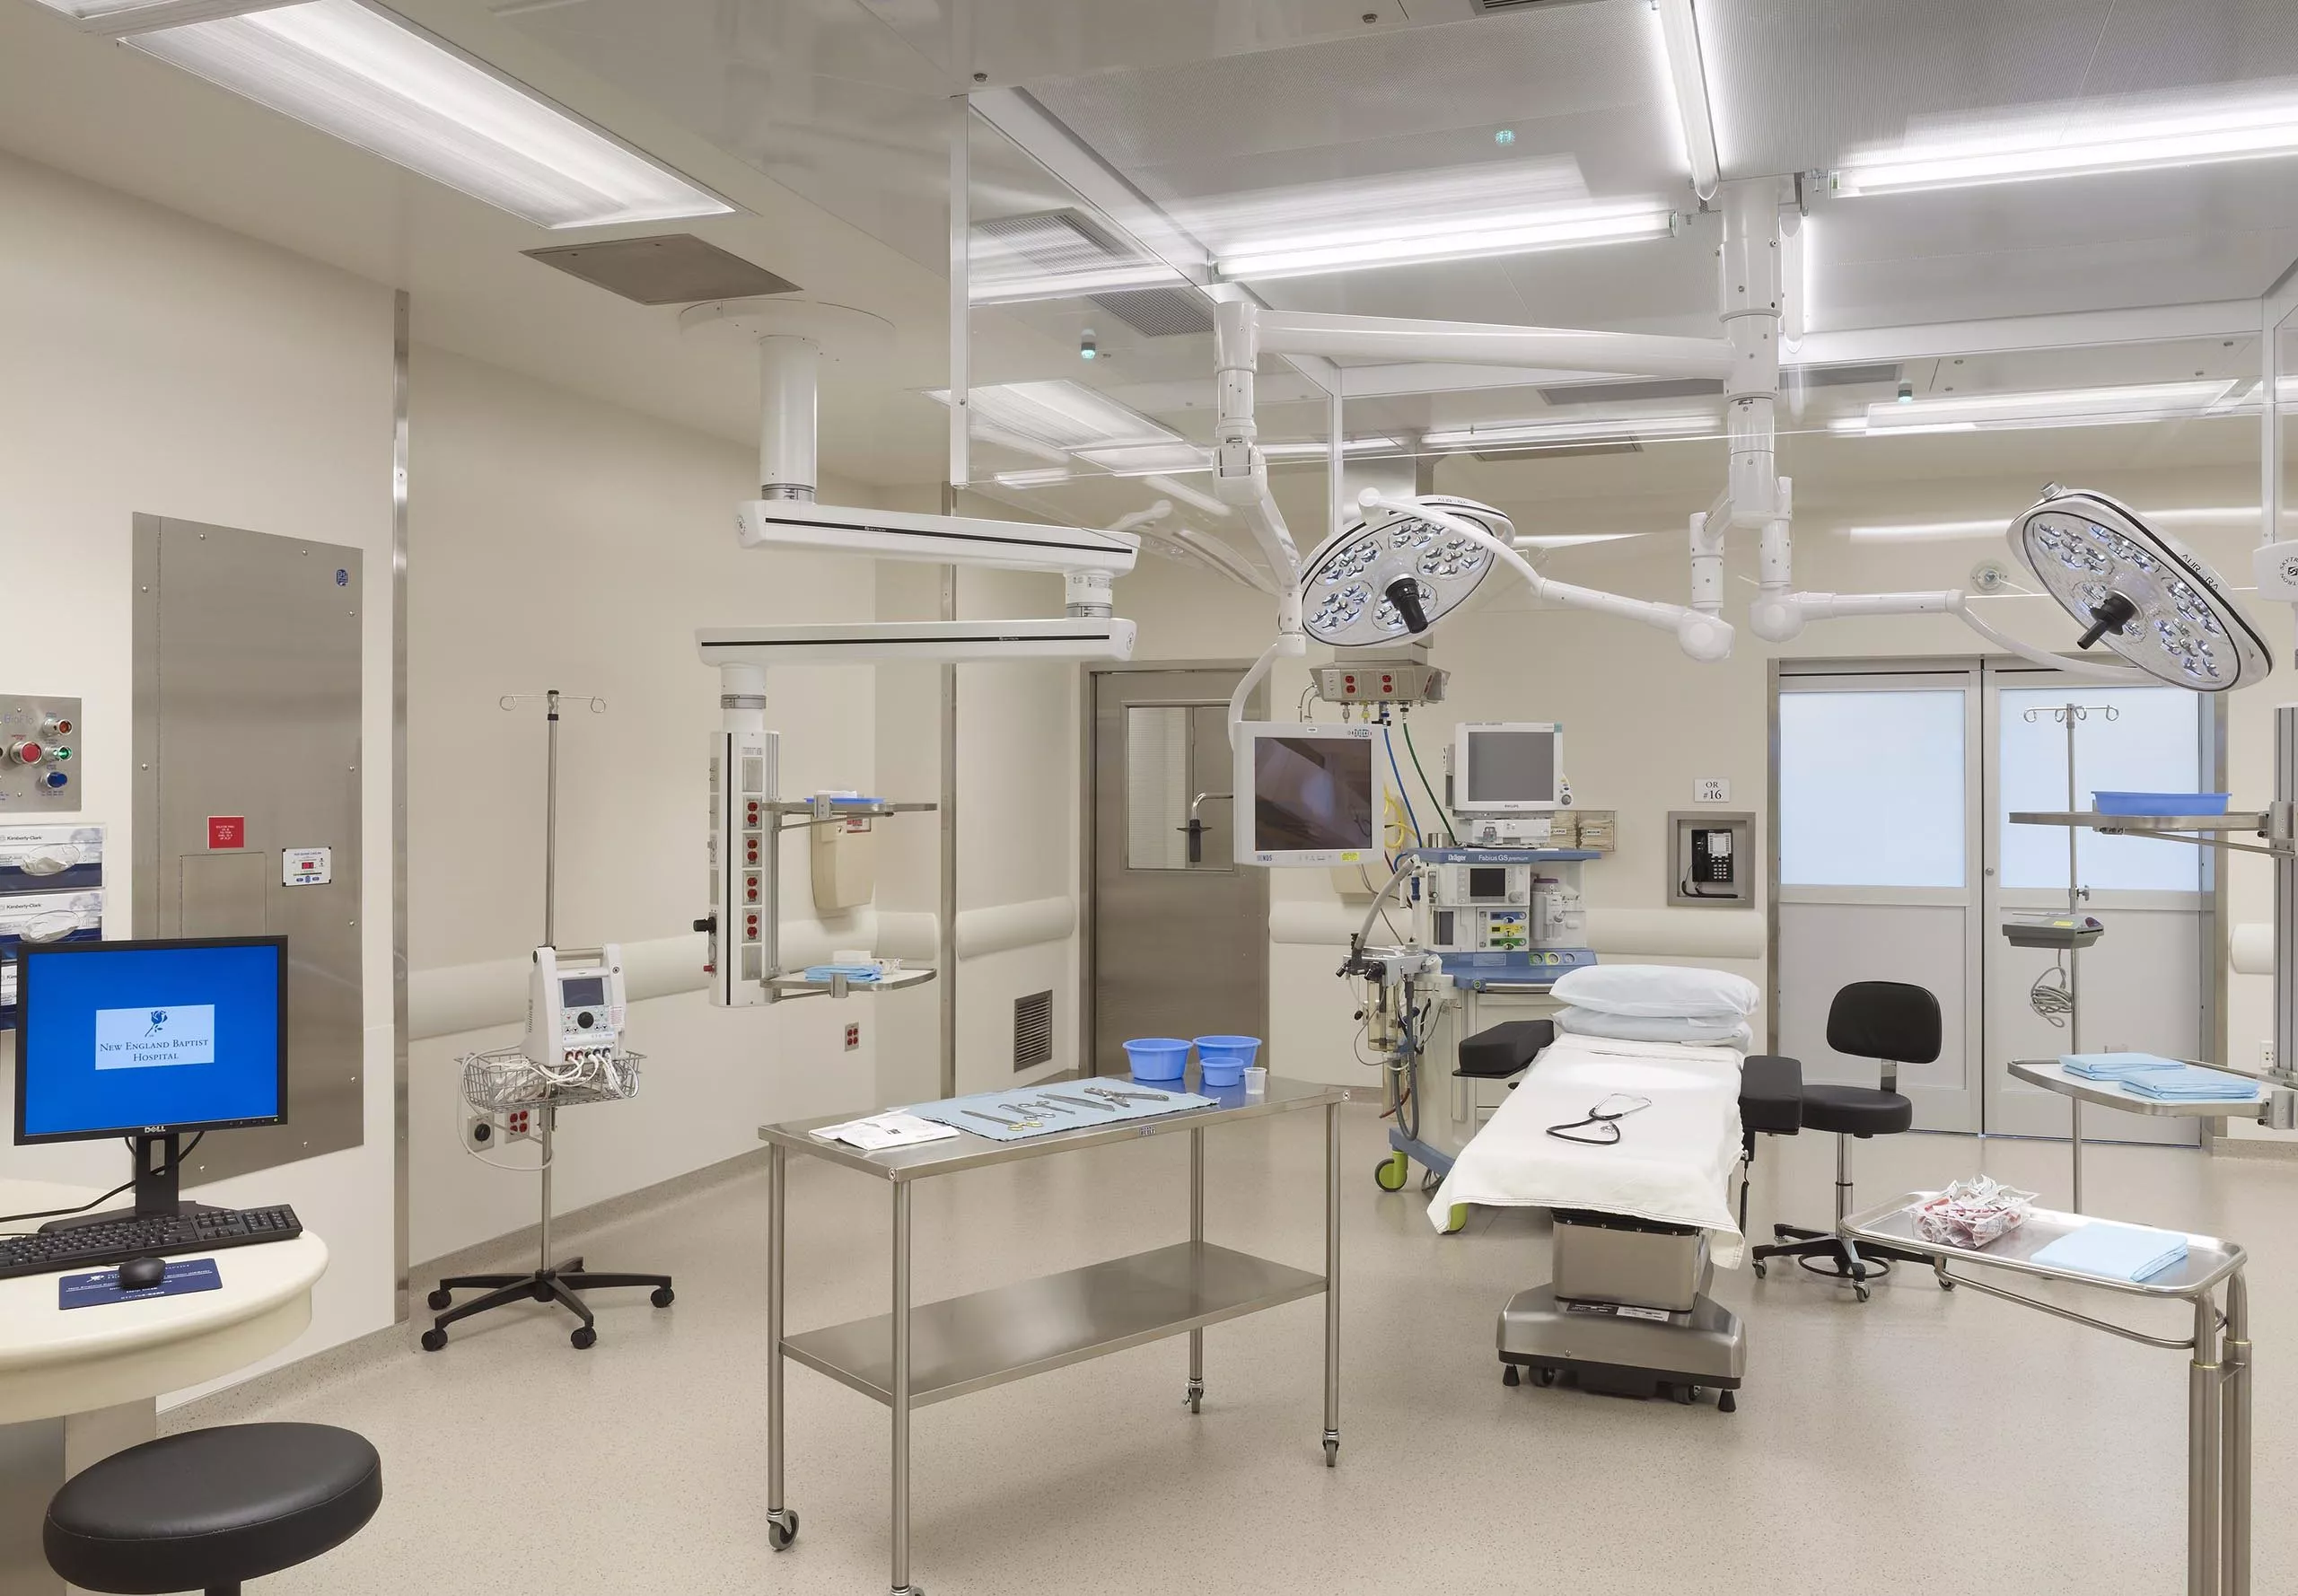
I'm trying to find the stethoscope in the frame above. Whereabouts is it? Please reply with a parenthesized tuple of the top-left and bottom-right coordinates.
(1544, 1094, 1654, 1144)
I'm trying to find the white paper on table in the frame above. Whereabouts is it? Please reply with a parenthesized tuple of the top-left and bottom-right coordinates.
(810, 1111, 962, 1151)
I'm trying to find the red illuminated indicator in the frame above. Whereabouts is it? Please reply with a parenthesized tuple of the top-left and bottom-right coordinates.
(207, 816, 246, 850)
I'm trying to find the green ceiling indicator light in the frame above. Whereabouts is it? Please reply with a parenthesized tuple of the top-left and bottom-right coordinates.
(1494, 128, 1516, 146)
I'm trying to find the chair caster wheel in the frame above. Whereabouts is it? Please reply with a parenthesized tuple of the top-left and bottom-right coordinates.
(1503, 1364, 1521, 1387)
(1373, 1153, 1408, 1193)
(1752, 1260, 1767, 1279)
(767, 1510, 799, 1551)
(1323, 1438, 1339, 1468)
(426, 1288, 452, 1311)
(571, 1326, 597, 1349)
(651, 1286, 675, 1308)
(1718, 1390, 1737, 1414)
(420, 1329, 446, 1352)
(1853, 1285, 1871, 1303)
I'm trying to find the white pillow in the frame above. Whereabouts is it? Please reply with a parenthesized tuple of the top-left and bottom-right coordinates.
(1555, 1005, 1753, 1049)
(1549, 963, 1759, 1020)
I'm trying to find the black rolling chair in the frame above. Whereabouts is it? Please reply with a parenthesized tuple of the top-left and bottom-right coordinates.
(1753, 981, 1937, 1302)
(46, 1424, 381, 1595)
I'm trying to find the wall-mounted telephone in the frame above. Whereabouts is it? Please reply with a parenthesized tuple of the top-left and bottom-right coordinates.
(1668, 811, 1752, 907)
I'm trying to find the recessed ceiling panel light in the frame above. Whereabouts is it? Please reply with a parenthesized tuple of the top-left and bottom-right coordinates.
(1838, 381, 2238, 436)
(1256, 437, 1405, 460)
(122, 0, 732, 229)
(927, 381, 1178, 452)
(1217, 204, 1676, 282)
(1421, 413, 1715, 450)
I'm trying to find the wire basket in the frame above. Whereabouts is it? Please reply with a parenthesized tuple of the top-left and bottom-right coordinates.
(460, 1045, 645, 1113)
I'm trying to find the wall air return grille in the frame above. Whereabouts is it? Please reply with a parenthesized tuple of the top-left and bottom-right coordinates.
(1013, 989, 1055, 1073)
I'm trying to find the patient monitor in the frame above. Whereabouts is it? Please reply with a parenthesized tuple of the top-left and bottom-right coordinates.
(1449, 723, 1564, 846)
(1233, 722, 1388, 866)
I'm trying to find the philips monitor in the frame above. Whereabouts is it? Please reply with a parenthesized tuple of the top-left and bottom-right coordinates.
(1233, 722, 1388, 866)
(15, 937, 287, 1220)
(1452, 722, 1561, 814)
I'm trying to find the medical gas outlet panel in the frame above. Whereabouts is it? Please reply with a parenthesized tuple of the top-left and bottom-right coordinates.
(0, 697, 80, 811)
(704, 728, 779, 1007)
(1311, 662, 1445, 707)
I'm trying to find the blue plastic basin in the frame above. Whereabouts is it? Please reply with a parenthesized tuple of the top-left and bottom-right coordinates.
(1193, 1035, 1262, 1087)
(2094, 791, 2230, 817)
(1123, 1038, 1190, 1082)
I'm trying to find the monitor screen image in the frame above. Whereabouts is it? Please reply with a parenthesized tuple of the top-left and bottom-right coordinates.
(1461, 725, 1559, 811)
(16, 938, 287, 1144)
(1252, 734, 1377, 855)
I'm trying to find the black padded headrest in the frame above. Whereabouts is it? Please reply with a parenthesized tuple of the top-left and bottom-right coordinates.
(1455, 1019, 1553, 1079)
(1826, 981, 1942, 1065)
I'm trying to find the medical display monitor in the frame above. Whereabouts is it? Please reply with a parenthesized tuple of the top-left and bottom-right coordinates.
(1233, 722, 1387, 866)
(1453, 722, 1561, 813)
(15, 937, 288, 1144)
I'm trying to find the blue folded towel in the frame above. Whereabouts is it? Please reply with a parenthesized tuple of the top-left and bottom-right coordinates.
(803, 963, 883, 984)
(2061, 1052, 2186, 1081)
(2031, 1222, 2188, 1283)
(2119, 1066, 2259, 1102)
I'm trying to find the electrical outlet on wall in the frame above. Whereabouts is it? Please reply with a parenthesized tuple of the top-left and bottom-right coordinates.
(845, 1022, 861, 1052)
(2264, 1039, 2276, 1073)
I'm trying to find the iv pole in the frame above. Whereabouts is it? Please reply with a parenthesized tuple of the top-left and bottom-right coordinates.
(2025, 701, 2117, 1211)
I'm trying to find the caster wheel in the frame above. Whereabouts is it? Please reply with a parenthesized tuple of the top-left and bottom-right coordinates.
(1673, 1386, 1694, 1406)
(1440, 1204, 1469, 1235)
(1373, 1153, 1408, 1193)
(1503, 1364, 1521, 1387)
(1718, 1390, 1737, 1414)
(571, 1326, 597, 1349)
(651, 1286, 675, 1308)
(1752, 1260, 1767, 1279)
(1183, 1381, 1203, 1414)
(767, 1511, 799, 1552)
(1532, 1368, 1557, 1389)
(1323, 1439, 1339, 1469)
(426, 1288, 452, 1311)
(1938, 1276, 1957, 1292)
(420, 1329, 446, 1352)
(1853, 1285, 1871, 1303)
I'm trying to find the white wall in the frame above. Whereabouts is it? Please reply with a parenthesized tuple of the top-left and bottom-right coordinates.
(402, 347, 910, 1264)
(0, 149, 399, 1370)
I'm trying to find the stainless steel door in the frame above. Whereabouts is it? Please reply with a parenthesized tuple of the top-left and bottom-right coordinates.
(133, 516, 364, 1182)
(1089, 669, 1267, 1075)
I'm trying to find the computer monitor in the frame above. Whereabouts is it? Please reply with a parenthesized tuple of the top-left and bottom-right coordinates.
(1452, 722, 1561, 814)
(1232, 722, 1388, 866)
(15, 937, 287, 1220)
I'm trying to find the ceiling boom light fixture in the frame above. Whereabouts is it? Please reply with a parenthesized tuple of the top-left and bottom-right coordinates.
(1215, 203, 1677, 282)
(111, 0, 732, 228)
(1834, 86, 2298, 195)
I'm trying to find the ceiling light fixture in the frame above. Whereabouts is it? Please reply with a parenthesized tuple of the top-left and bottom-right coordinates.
(1075, 443, 1212, 477)
(1837, 380, 2240, 435)
(968, 263, 1187, 306)
(1834, 88, 2298, 196)
(1514, 533, 1644, 549)
(991, 468, 1075, 489)
(1255, 437, 1406, 460)
(1420, 412, 1716, 450)
(114, 0, 732, 229)
(1843, 520, 2004, 541)
(928, 381, 1178, 452)
(1215, 204, 1677, 283)
(1652, 0, 1720, 197)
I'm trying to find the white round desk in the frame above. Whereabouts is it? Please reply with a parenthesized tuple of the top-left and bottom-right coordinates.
(0, 1179, 327, 1594)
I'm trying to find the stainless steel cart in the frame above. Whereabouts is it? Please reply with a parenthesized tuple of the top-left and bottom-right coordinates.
(2006, 1057, 2270, 1214)
(758, 1074, 1346, 1595)
(1844, 1192, 2250, 1596)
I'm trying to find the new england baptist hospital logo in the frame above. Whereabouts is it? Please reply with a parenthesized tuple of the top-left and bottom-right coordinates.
(94, 1004, 217, 1070)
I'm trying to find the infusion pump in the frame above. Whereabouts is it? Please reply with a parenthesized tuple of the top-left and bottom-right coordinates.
(524, 943, 628, 1073)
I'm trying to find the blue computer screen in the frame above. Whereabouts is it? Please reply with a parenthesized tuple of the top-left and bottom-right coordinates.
(18, 941, 285, 1141)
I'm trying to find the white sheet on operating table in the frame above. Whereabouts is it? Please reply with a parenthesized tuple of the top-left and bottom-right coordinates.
(1428, 1032, 1747, 1267)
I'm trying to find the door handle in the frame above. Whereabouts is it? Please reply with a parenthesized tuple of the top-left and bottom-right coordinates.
(1180, 792, 1233, 864)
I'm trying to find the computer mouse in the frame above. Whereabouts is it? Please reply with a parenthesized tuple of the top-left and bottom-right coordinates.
(118, 1256, 167, 1292)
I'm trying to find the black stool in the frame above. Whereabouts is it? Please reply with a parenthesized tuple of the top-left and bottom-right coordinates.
(46, 1424, 381, 1595)
(1752, 981, 1937, 1302)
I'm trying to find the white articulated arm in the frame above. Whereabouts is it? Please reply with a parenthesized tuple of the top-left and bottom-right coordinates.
(1360, 493, 1734, 662)
(1212, 299, 1305, 651)
(1752, 583, 2142, 682)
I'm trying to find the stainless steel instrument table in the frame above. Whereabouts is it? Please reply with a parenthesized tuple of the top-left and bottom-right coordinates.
(1844, 1191, 2250, 1596)
(758, 1074, 1346, 1595)
(2006, 1058, 2269, 1215)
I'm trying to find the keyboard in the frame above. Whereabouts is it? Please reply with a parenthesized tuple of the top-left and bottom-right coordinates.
(0, 1205, 303, 1281)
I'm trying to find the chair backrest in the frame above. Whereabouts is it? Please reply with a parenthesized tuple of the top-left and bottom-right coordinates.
(1826, 982, 1943, 1088)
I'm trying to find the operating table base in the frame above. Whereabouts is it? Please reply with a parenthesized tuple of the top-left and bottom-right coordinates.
(1497, 1285, 1743, 1412)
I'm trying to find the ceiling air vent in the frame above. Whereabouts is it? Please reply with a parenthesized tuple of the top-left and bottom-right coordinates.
(1091, 288, 1214, 339)
(523, 234, 798, 306)
(1013, 989, 1055, 1074)
(1790, 362, 1903, 389)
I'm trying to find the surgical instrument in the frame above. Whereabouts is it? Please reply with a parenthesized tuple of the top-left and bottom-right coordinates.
(1038, 1092, 1103, 1110)
(965, 1109, 1024, 1130)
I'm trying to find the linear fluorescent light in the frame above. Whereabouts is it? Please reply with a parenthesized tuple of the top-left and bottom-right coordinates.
(991, 469, 1075, 489)
(1834, 89, 2298, 195)
(121, 0, 732, 229)
(1515, 533, 1643, 549)
(1257, 436, 1405, 459)
(1847, 381, 2237, 434)
(928, 381, 1178, 452)
(969, 263, 1188, 306)
(1653, 0, 1720, 195)
(1216, 204, 1677, 283)
(1421, 413, 1716, 450)
(33, 0, 303, 30)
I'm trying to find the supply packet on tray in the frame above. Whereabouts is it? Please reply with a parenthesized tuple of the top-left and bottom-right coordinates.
(1913, 1175, 2038, 1249)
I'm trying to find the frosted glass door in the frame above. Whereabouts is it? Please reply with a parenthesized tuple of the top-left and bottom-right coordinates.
(1775, 673, 1983, 1133)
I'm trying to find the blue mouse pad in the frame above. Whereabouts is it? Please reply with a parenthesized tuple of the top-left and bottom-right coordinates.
(59, 1258, 222, 1310)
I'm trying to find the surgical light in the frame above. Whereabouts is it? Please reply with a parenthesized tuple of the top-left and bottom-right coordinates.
(2008, 487, 2269, 693)
(1299, 497, 1511, 648)
(1215, 204, 1678, 283)
(115, 0, 732, 230)
(1833, 87, 2298, 196)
